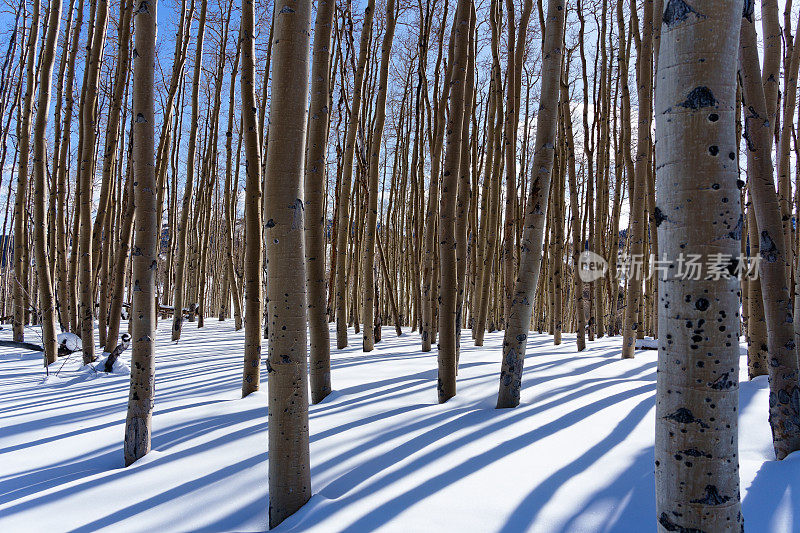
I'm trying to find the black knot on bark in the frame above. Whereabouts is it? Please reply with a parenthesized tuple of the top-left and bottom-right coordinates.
(691, 485, 731, 506)
(760, 230, 779, 262)
(679, 86, 717, 110)
(663, 0, 704, 26)
(653, 206, 667, 227)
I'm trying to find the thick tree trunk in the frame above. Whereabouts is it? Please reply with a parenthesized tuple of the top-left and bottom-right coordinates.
(654, 1, 744, 528)
(124, 0, 157, 467)
(263, 0, 313, 525)
(304, 0, 335, 402)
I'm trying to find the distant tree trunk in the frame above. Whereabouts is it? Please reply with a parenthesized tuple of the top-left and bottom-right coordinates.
(54, 0, 82, 333)
(32, 0, 62, 365)
(171, 0, 208, 341)
(562, 74, 586, 352)
(78, 0, 109, 364)
(362, 0, 397, 352)
(224, 35, 243, 331)
(621, 0, 653, 359)
(105, 136, 134, 354)
(334, 0, 375, 349)
(124, 0, 157, 467)
(739, 13, 800, 460)
(92, 0, 133, 290)
(13, 3, 39, 343)
(240, 0, 264, 397)
(496, 0, 566, 408)
(304, 0, 335, 400)
(746, 204, 768, 378)
(474, 2, 503, 346)
(264, 0, 313, 526)
(654, 1, 743, 528)
(437, 0, 471, 403)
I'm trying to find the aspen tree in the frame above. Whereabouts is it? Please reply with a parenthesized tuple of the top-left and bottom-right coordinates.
(474, 0, 504, 346)
(438, 0, 471, 403)
(124, 0, 158, 467)
(740, 13, 800, 460)
(496, 0, 566, 408)
(13, 0, 39, 343)
(224, 35, 243, 331)
(334, 0, 375, 349)
(53, 0, 80, 332)
(172, 0, 208, 341)
(304, 0, 336, 401)
(621, 0, 654, 359)
(105, 131, 134, 354)
(362, 0, 397, 352)
(655, 0, 743, 528)
(454, 5, 476, 358)
(562, 73, 586, 351)
(421, 0, 452, 351)
(92, 0, 133, 289)
(240, 0, 263, 397)
(263, 0, 313, 525)
(32, 0, 63, 365)
(77, 0, 110, 363)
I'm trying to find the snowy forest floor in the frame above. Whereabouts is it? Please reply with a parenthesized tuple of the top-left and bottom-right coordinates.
(0, 320, 797, 532)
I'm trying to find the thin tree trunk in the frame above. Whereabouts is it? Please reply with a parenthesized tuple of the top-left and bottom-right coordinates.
(496, 0, 566, 408)
(171, 0, 207, 341)
(334, 0, 375, 349)
(32, 0, 62, 365)
(240, 0, 264, 397)
(739, 14, 800, 460)
(13, 3, 39, 343)
(621, 0, 653, 359)
(362, 0, 397, 352)
(437, 0, 471, 403)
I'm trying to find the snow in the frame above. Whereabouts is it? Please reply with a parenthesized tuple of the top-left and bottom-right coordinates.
(0, 321, 793, 532)
(57, 332, 82, 352)
(634, 338, 658, 350)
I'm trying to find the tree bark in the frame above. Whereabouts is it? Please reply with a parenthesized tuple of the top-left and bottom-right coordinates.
(264, 0, 313, 525)
(334, 0, 375, 349)
(240, 0, 264, 397)
(496, 0, 566, 408)
(124, 0, 157, 467)
(654, 0, 744, 528)
(32, 0, 63, 365)
(739, 13, 800, 460)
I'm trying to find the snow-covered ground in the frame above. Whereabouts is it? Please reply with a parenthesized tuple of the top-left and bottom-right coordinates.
(0, 320, 796, 532)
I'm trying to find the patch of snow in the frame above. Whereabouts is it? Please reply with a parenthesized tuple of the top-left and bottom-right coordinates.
(0, 321, 790, 532)
(635, 337, 658, 350)
(57, 331, 82, 352)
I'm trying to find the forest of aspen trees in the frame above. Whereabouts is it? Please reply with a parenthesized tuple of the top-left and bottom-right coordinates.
(1, 0, 800, 530)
